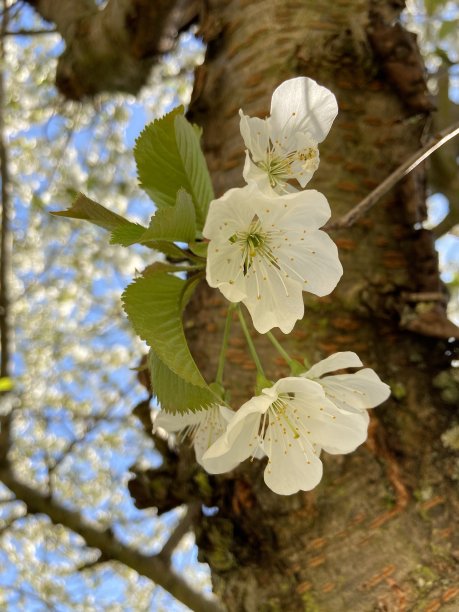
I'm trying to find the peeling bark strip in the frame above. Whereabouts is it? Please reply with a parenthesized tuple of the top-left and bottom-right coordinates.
(24, 0, 199, 99)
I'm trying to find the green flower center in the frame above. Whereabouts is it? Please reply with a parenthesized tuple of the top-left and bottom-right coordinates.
(257, 144, 319, 189)
(230, 216, 279, 276)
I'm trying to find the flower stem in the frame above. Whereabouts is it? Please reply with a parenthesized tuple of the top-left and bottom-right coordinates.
(266, 331, 305, 376)
(266, 331, 292, 364)
(237, 307, 265, 378)
(215, 304, 235, 387)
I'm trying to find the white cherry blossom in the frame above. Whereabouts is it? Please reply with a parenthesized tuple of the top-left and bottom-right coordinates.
(240, 77, 338, 193)
(202, 377, 369, 495)
(302, 351, 391, 417)
(154, 404, 234, 467)
(203, 183, 342, 334)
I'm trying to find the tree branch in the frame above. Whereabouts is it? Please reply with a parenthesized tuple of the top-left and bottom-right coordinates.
(5, 27, 58, 35)
(24, 0, 200, 100)
(159, 503, 200, 562)
(327, 121, 459, 230)
(24, 0, 97, 33)
(0, 0, 12, 380)
(0, 465, 225, 612)
(432, 209, 459, 239)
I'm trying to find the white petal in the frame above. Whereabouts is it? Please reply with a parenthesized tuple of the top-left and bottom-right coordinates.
(275, 230, 342, 298)
(270, 77, 338, 144)
(273, 377, 369, 454)
(193, 407, 229, 466)
(219, 405, 236, 423)
(289, 162, 316, 190)
(310, 407, 370, 455)
(264, 419, 323, 495)
(243, 264, 304, 334)
(289, 132, 320, 188)
(202, 395, 269, 474)
(304, 352, 363, 379)
(206, 241, 247, 302)
(239, 111, 270, 162)
(273, 374, 326, 397)
(320, 369, 391, 413)
(262, 189, 331, 231)
(202, 186, 255, 242)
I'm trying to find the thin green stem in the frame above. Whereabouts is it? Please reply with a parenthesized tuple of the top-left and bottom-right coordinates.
(215, 304, 235, 386)
(237, 307, 265, 378)
(266, 332, 292, 364)
(266, 331, 307, 375)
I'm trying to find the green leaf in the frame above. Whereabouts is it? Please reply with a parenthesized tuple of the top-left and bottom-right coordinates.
(143, 262, 203, 276)
(134, 107, 214, 228)
(135, 107, 183, 208)
(140, 189, 196, 244)
(150, 351, 215, 414)
(192, 123, 203, 140)
(122, 271, 206, 387)
(181, 275, 202, 311)
(0, 377, 13, 392)
(52, 193, 146, 235)
(189, 241, 208, 258)
(110, 223, 147, 246)
(147, 241, 193, 260)
(174, 115, 214, 226)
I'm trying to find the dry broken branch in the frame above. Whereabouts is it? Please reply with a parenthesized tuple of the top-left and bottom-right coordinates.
(327, 121, 459, 231)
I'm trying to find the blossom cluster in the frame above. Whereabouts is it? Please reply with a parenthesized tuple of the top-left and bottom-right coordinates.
(204, 77, 341, 334)
(156, 352, 390, 495)
(155, 77, 391, 495)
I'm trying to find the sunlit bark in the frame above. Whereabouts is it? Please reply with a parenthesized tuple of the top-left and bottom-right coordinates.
(178, 0, 459, 608)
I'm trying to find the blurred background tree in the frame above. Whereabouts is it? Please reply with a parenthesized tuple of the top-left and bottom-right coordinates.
(0, 0, 458, 610)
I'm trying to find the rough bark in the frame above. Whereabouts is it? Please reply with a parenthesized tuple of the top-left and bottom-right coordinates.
(24, 0, 199, 99)
(132, 0, 459, 610)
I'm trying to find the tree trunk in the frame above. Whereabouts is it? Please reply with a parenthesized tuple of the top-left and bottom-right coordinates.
(181, 0, 459, 609)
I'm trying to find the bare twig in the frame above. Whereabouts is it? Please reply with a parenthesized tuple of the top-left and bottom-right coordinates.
(46, 381, 137, 495)
(4, 27, 57, 35)
(159, 503, 200, 562)
(432, 206, 459, 239)
(0, 0, 22, 20)
(402, 291, 448, 303)
(328, 120, 459, 230)
(0, 412, 12, 465)
(0, 465, 225, 612)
